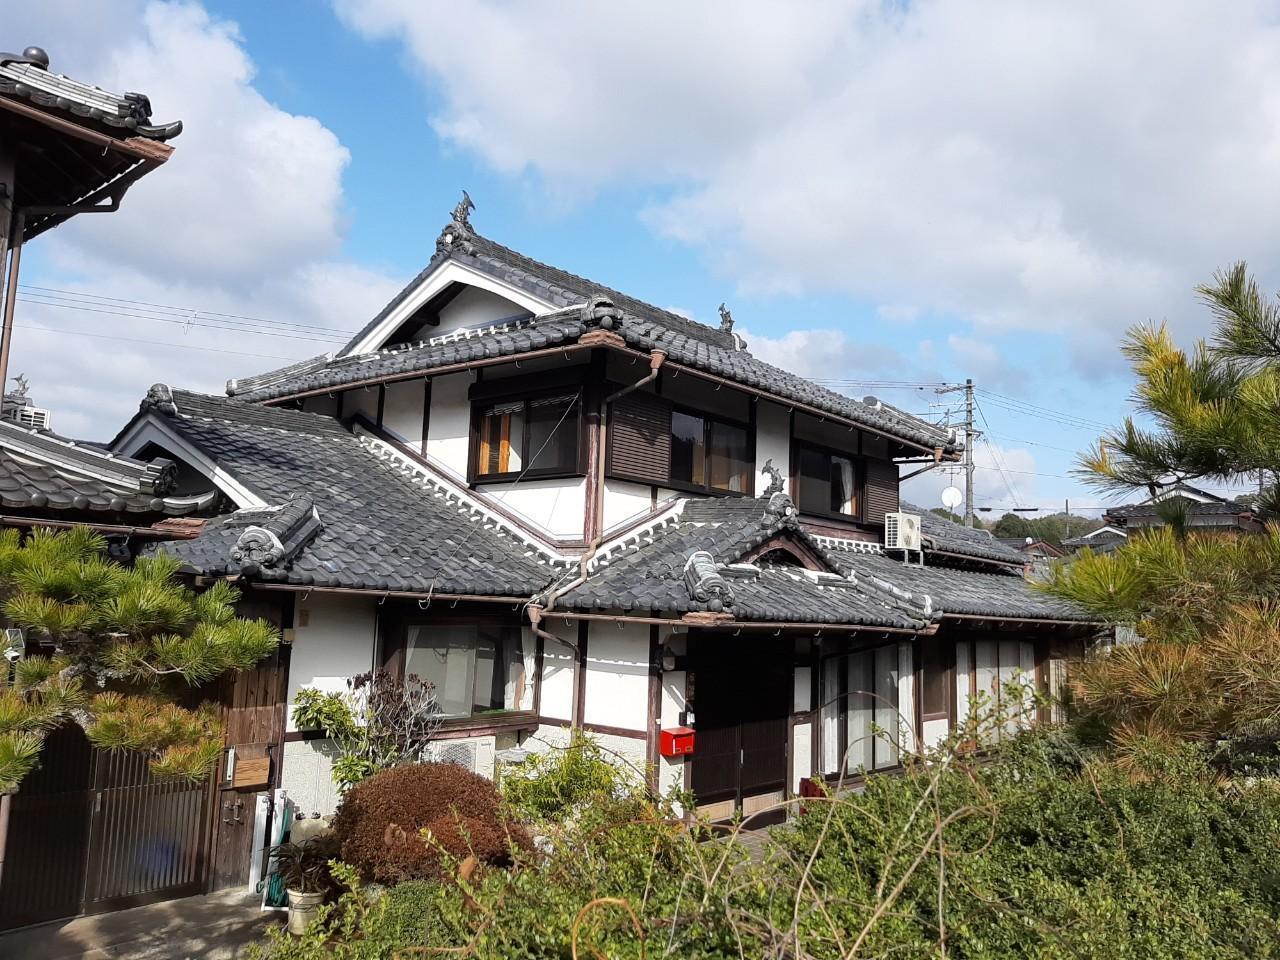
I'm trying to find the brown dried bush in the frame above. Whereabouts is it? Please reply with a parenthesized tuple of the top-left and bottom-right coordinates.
(331, 762, 530, 883)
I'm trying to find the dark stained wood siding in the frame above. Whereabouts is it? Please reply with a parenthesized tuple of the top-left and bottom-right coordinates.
(607, 392, 672, 485)
(864, 457, 900, 524)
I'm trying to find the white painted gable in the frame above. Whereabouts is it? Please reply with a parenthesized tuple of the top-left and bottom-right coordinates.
(342, 259, 559, 357)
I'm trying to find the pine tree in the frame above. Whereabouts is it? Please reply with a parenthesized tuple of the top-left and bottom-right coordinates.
(1045, 263, 1280, 750)
(0, 527, 279, 792)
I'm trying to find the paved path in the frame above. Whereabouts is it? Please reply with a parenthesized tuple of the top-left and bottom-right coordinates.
(0, 890, 281, 960)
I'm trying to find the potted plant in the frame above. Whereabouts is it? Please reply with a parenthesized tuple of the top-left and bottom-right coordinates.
(271, 834, 339, 934)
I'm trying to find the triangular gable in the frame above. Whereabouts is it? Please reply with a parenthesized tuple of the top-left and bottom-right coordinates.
(739, 528, 839, 573)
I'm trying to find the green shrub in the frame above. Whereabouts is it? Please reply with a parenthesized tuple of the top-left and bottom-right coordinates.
(331, 762, 530, 884)
(501, 732, 639, 822)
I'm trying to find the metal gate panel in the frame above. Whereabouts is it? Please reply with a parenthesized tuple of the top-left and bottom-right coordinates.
(84, 749, 212, 913)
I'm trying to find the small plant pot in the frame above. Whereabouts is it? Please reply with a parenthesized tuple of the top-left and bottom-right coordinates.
(286, 889, 325, 935)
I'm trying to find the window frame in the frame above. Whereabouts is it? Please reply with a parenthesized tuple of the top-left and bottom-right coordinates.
(467, 385, 585, 485)
(792, 437, 867, 523)
(379, 614, 536, 727)
(817, 640, 906, 779)
(664, 402, 756, 497)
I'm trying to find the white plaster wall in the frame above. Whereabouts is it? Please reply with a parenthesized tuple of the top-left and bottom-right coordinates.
(755, 401, 792, 496)
(956, 640, 972, 726)
(436, 285, 528, 336)
(285, 594, 378, 732)
(342, 386, 379, 424)
(383, 378, 426, 447)
(522, 723, 574, 753)
(539, 629, 577, 721)
(425, 372, 472, 477)
(583, 620, 649, 731)
(603, 479, 655, 531)
(282, 739, 342, 817)
(483, 477, 587, 539)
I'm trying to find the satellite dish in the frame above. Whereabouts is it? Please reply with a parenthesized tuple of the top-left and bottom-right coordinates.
(941, 486, 963, 510)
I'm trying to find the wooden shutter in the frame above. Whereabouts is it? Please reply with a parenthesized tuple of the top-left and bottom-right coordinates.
(608, 392, 672, 485)
(863, 457, 900, 524)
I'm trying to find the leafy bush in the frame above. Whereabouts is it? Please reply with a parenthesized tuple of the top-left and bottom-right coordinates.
(501, 732, 638, 822)
(331, 762, 530, 884)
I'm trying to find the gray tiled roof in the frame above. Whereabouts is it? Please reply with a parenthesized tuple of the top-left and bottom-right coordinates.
(227, 216, 954, 454)
(0, 419, 212, 517)
(1106, 498, 1248, 519)
(829, 549, 1092, 622)
(141, 389, 555, 596)
(0, 50, 182, 140)
(904, 504, 1027, 565)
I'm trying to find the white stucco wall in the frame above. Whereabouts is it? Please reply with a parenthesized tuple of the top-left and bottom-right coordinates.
(755, 400, 792, 496)
(483, 477, 587, 539)
(436, 285, 528, 336)
(602, 479, 655, 531)
(792, 719, 812, 792)
(301, 395, 339, 418)
(921, 718, 949, 751)
(285, 594, 378, 733)
(898, 642, 916, 752)
(425, 372, 472, 477)
(955, 639, 972, 727)
(583, 620, 650, 731)
(382, 378, 426, 447)
(342, 386, 379, 424)
(538, 628, 577, 721)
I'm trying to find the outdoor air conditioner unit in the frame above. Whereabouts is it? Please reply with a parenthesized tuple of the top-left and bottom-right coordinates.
(3, 404, 50, 430)
(426, 740, 478, 773)
(884, 512, 923, 552)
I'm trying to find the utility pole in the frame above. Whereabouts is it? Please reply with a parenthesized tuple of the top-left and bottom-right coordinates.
(936, 378, 979, 527)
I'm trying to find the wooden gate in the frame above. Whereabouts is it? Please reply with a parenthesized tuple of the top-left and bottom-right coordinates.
(689, 636, 790, 826)
(0, 727, 212, 930)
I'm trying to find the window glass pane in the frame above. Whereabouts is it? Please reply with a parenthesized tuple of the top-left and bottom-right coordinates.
(405, 625, 477, 718)
(846, 652, 874, 773)
(831, 455, 858, 516)
(671, 411, 706, 486)
(874, 644, 899, 768)
(477, 400, 524, 476)
(526, 394, 578, 473)
(798, 447, 830, 515)
(708, 420, 750, 493)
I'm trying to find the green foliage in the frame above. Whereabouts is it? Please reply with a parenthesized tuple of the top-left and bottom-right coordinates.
(991, 511, 1102, 546)
(0, 528, 280, 793)
(291, 671, 441, 792)
(501, 731, 640, 822)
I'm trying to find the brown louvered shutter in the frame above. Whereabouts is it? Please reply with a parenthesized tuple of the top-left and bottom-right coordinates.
(608, 392, 672, 485)
(863, 457, 900, 524)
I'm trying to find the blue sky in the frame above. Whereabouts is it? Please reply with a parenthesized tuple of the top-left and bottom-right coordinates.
(12, 1, 1280, 518)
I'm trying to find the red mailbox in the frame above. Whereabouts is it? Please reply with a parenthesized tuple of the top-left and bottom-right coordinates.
(659, 726, 695, 757)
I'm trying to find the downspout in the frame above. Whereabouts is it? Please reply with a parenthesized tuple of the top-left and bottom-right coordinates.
(527, 347, 667, 644)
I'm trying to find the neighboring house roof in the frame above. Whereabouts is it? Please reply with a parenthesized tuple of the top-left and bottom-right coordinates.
(1062, 525, 1127, 550)
(131, 388, 555, 596)
(0, 50, 182, 141)
(996, 537, 1066, 558)
(225, 206, 955, 455)
(1106, 498, 1249, 520)
(904, 503, 1027, 565)
(0, 419, 212, 517)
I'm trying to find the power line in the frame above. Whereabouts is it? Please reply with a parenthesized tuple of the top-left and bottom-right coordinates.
(14, 320, 300, 361)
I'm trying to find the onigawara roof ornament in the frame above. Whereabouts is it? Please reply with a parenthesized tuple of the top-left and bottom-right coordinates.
(684, 549, 735, 612)
(436, 190, 476, 256)
(718, 302, 734, 334)
(10, 374, 28, 399)
(760, 458, 784, 497)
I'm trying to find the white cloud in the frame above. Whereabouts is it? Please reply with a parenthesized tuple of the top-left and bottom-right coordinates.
(6, 2, 399, 436)
(740, 326, 909, 383)
(337, 0, 1280, 367)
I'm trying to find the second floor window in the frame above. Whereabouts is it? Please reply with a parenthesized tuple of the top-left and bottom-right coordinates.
(671, 410, 751, 494)
(797, 445, 862, 519)
(474, 393, 579, 481)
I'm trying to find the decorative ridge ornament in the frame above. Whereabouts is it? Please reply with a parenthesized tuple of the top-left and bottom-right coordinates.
(435, 190, 477, 257)
(764, 491, 796, 518)
(684, 549, 735, 612)
(718, 302, 734, 334)
(760, 458, 785, 497)
(141, 382, 177, 417)
(231, 497, 322, 575)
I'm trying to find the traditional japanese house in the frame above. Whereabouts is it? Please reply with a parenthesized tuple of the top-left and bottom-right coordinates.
(102, 197, 1101, 841)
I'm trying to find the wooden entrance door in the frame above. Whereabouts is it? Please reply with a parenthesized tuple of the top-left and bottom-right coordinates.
(689, 636, 790, 825)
